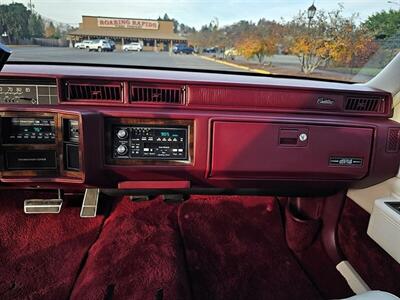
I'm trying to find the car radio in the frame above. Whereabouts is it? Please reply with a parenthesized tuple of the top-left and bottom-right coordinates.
(1, 117, 56, 144)
(0, 114, 58, 172)
(112, 125, 188, 160)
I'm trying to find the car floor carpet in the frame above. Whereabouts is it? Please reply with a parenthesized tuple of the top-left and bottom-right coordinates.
(0, 190, 106, 300)
(177, 195, 323, 300)
(70, 196, 192, 300)
(2, 193, 337, 299)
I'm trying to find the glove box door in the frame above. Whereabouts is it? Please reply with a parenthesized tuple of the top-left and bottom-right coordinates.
(209, 121, 373, 180)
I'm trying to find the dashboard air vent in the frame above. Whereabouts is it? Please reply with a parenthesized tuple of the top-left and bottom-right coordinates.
(130, 84, 185, 104)
(386, 128, 400, 153)
(344, 96, 385, 113)
(65, 81, 123, 102)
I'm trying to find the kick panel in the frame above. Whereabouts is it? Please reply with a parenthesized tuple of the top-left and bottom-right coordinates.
(210, 121, 373, 180)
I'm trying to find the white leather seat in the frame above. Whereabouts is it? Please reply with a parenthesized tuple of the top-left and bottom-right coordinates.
(344, 291, 400, 300)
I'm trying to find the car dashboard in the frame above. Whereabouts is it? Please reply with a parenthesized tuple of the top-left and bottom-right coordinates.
(0, 63, 399, 196)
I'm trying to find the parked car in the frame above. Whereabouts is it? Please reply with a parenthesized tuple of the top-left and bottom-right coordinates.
(173, 44, 194, 54)
(122, 42, 143, 52)
(74, 40, 93, 49)
(224, 47, 239, 60)
(87, 39, 112, 52)
(106, 39, 116, 51)
(203, 47, 218, 53)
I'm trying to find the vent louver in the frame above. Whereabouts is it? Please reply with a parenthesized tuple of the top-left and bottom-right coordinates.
(344, 96, 385, 113)
(65, 81, 123, 102)
(386, 128, 400, 153)
(130, 84, 184, 104)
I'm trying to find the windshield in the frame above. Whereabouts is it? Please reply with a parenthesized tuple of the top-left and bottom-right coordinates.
(1, 1, 399, 82)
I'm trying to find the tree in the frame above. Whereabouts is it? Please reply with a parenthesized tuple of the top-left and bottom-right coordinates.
(28, 13, 44, 38)
(363, 9, 400, 40)
(236, 35, 277, 63)
(289, 5, 378, 74)
(0, 2, 46, 42)
(172, 18, 179, 33)
(45, 22, 56, 38)
(0, 3, 31, 42)
(329, 22, 378, 69)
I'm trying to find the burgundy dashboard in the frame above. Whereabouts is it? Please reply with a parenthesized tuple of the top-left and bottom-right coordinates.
(0, 64, 399, 195)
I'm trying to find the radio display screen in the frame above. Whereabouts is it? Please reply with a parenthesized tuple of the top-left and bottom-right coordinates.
(2, 117, 56, 144)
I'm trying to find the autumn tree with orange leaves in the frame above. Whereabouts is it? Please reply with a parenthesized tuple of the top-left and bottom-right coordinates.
(289, 5, 378, 74)
(235, 20, 281, 63)
(236, 35, 277, 63)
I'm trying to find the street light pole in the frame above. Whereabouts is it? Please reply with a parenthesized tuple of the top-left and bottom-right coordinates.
(302, 2, 317, 72)
(307, 3, 317, 28)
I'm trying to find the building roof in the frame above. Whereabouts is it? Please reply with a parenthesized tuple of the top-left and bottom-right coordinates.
(69, 29, 186, 41)
(81, 15, 171, 23)
(69, 15, 186, 41)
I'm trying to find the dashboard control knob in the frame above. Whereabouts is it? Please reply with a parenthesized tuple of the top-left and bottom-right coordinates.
(117, 129, 128, 139)
(116, 144, 128, 155)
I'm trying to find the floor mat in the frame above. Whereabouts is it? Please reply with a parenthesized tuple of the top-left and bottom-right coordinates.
(71, 196, 192, 300)
(0, 190, 105, 300)
(178, 195, 322, 300)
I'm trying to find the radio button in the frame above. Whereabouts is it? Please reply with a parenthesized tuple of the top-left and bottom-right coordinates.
(116, 145, 128, 155)
(117, 129, 128, 139)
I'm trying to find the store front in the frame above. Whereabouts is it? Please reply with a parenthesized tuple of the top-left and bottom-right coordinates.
(69, 16, 187, 51)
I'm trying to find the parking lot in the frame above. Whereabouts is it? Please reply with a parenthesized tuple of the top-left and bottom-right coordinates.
(8, 47, 247, 72)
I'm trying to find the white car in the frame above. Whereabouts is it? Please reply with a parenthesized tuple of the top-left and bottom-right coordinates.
(122, 42, 143, 52)
(87, 39, 112, 52)
(74, 40, 93, 49)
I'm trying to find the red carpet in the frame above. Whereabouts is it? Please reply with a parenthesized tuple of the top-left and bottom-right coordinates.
(71, 196, 192, 300)
(0, 190, 105, 300)
(0, 192, 357, 300)
(178, 195, 322, 300)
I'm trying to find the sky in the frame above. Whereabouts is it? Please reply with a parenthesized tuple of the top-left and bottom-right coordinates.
(0, 0, 399, 28)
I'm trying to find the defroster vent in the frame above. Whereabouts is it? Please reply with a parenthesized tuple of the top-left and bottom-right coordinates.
(64, 81, 123, 102)
(344, 96, 385, 113)
(130, 84, 185, 104)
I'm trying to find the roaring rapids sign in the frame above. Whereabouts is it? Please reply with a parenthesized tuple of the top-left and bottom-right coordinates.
(97, 18, 159, 30)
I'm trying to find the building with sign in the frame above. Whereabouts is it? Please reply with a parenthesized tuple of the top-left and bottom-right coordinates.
(69, 16, 187, 51)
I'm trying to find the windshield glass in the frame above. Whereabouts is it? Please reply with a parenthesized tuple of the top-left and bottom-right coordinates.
(1, 0, 399, 82)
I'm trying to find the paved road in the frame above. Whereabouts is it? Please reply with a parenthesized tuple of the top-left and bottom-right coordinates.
(8, 47, 246, 72)
(7, 47, 371, 82)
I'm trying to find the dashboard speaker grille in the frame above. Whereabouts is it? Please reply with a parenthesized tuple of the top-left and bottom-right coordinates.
(130, 84, 184, 104)
(344, 96, 385, 113)
(65, 81, 123, 102)
(387, 128, 400, 153)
